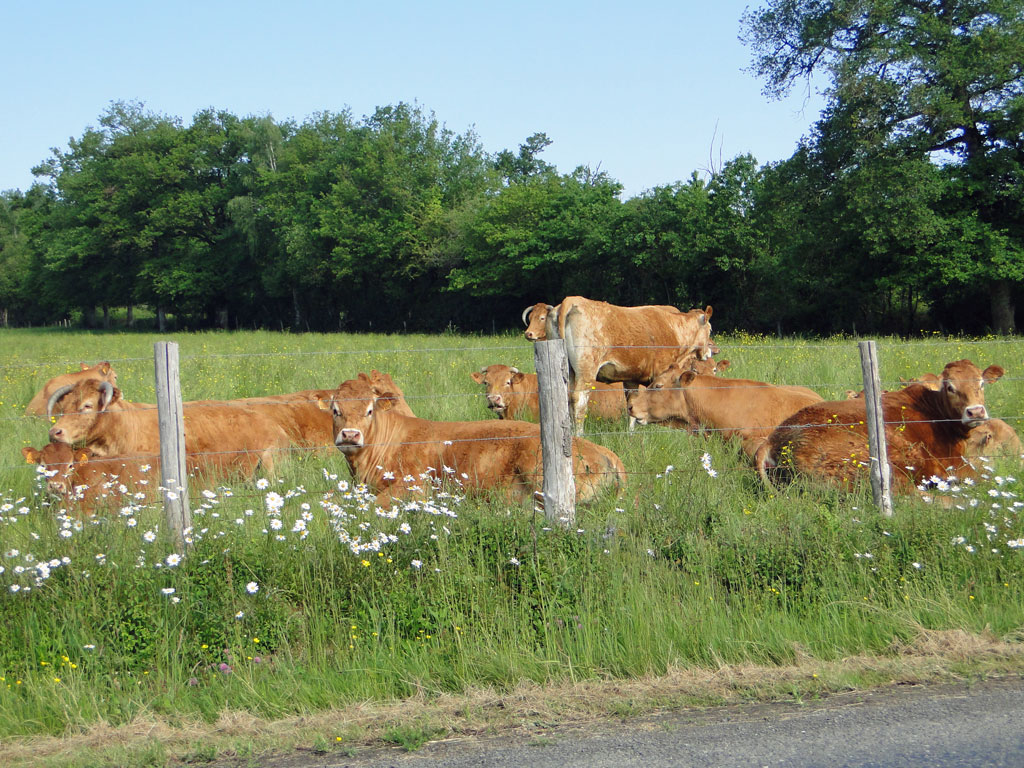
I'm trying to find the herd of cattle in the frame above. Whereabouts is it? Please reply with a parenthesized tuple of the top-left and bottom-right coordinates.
(19, 297, 1022, 512)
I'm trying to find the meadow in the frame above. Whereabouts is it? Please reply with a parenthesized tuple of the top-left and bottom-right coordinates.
(1, 327, 1023, 766)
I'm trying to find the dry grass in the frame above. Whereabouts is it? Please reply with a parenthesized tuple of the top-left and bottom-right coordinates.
(3, 629, 1022, 768)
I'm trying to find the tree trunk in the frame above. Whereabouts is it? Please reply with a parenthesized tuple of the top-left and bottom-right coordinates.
(217, 308, 229, 329)
(292, 286, 302, 330)
(84, 306, 96, 328)
(991, 279, 1016, 335)
(0, 307, 7, 327)
(126, 303, 135, 328)
(158, 306, 167, 333)
(102, 305, 110, 329)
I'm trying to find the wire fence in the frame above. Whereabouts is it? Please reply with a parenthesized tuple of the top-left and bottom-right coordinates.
(4, 338, 1022, 487)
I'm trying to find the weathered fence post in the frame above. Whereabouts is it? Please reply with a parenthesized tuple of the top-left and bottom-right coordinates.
(154, 341, 191, 546)
(859, 340, 893, 517)
(534, 339, 576, 527)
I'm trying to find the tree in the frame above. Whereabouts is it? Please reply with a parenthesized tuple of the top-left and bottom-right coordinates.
(743, 0, 1024, 332)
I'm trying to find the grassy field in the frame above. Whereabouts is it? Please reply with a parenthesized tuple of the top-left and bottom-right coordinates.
(1, 328, 1023, 767)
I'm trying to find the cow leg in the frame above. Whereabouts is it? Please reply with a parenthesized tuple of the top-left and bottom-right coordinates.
(570, 385, 591, 436)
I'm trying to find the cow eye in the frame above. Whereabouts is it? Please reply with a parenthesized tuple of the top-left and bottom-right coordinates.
(366, 405, 374, 417)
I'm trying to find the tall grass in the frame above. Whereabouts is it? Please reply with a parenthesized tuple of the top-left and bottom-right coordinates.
(0, 328, 1022, 740)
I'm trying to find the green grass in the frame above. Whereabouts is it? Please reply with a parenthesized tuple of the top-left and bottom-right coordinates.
(0, 328, 1023, 762)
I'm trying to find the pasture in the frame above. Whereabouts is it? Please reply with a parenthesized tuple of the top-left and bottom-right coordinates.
(1, 327, 1023, 766)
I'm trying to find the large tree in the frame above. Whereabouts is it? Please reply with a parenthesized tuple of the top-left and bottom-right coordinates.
(743, 0, 1024, 332)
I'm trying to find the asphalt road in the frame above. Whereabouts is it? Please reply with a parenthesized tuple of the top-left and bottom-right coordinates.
(267, 676, 1024, 768)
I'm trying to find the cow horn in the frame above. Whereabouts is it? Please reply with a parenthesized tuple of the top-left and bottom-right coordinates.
(522, 306, 534, 326)
(98, 381, 115, 411)
(510, 367, 521, 374)
(46, 385, 75, 418)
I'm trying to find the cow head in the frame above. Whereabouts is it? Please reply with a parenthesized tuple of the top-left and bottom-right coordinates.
(43, 361, 118, 417)
(523, 303, 556, 341)
(48, 380, 120, 444)
(329, 373, 401, 454)
(937, 359, 1004, 427)
(964, 419, 1022, 458)
(679, 305, 714, 361)
(471, 365, 527, 417)
(23, 442, 87, 497)
(628, 365, 696, 425)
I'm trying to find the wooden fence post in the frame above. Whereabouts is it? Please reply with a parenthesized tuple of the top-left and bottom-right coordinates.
(534, 339, 576, 527)
(154, 341, 191, 546)
(859, 340, 893, 517)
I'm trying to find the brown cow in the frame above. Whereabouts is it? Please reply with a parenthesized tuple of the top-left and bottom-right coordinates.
(628, 365, 823, 458)
(522, 302, 560, 341)
(25, 362, 118, 417)
(756, 359, 1005, 491)
(22, 442, 159, 511)
(47, 380, 293, 477)
(557, 297, 714, 434)
(964, 418, 1022, 459)
(328, 372, 626, 505)
(470, 364, 626, 422)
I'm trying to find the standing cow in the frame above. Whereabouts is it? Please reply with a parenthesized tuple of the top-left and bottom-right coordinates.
(756, 359, 1004, 491)
(556, 297, 714, 434)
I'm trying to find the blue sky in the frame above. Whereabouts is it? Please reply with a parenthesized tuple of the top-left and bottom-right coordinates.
(2, 0, 826, 199)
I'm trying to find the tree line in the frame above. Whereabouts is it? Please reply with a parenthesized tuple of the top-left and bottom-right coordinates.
(1, 0, 1021, 335)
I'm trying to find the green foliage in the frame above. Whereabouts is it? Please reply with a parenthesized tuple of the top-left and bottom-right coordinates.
(742, 0, 1024, 332)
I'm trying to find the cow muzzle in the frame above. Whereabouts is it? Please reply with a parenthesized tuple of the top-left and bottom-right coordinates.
(963, 405, 989, 427)
(335, 428, 364, 453)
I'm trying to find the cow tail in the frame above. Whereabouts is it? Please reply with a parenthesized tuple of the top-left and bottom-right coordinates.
(562, 305, 581, 388)
(754, 440, 774, 486)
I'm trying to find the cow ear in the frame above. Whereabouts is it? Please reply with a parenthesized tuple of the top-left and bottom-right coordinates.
(316, 397, 331, 412)
(99, 362, 111, 374)
(374, 393, 398, 412)
(471, 370, 485, 384)
(22, 447, 40, 463)
(79, 362, 90, 370)
(983, 365, 1005, 385)
(679, 371, 697, 386)
(716, 360, 730, 373)
(75, 450, 90, 463)
(703, 305, 713, 321)
(511, 371, 526, 384)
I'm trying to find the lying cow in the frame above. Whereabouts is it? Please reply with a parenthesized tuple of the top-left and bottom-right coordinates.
(22, 442, 159, 512)
(471, 364, 626, 422)
(522, 302, 560, 341)
(558, 297, 714, 434)
(47, 380, 293, 477)
(756, 359, 1005, 491)
(25, 362, 118, 417)
(628, 364, 823, 457)
(328, 372, 626, 505)
(964, 418, 1022, 459)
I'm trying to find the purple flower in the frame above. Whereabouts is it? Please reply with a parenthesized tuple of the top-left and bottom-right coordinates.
(187, 677, 199, 686)
(218, 662, 232, 674)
